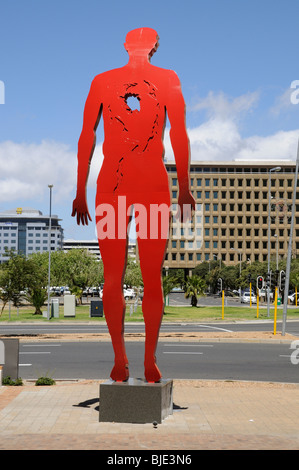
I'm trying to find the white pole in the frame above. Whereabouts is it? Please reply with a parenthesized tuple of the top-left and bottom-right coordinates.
(47, 185, 53, 321)
(282, 140, 299, 335)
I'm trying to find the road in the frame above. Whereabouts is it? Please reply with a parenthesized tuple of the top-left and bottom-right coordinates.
(18, 340, 299, 383)
(2, 320, 299, 336)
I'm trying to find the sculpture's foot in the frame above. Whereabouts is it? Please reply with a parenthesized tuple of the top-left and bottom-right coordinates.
(144, 359, 162, 383)
(110, 362, 129, 382)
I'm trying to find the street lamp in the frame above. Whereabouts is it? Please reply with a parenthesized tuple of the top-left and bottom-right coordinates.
(267, 167, 281, 318)
(274, 234, 278, 270)
(213, 253, 221, 269)
(47, 185, 53, 321)
(231, 248, 242, 300)
(282, 139, 299, 335)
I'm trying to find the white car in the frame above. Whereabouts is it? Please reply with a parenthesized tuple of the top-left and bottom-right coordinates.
(123, 288, 135, 300)
(241, 292, 257, 304)
(98, 288, 135, 300)
(288, 293, 299, 304)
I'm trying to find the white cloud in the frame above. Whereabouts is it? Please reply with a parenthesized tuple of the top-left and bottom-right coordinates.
(0, 140, 76, 203)
(164, 90, 299, 162)
(1, 88, 299, 213)
(269, 87, 295, 116)
(190, 90, 260, 121)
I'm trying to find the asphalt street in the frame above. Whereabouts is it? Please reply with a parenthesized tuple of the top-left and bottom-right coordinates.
(18, 339, 299, 383)
(1, 319, 299, 336)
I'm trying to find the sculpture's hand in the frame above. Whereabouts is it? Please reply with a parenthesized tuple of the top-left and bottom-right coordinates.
(71, 195, 92, 226)
(177, 191, 196, 222)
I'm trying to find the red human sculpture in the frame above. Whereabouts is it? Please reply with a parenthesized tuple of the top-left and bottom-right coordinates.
(72, 28, 195, 382)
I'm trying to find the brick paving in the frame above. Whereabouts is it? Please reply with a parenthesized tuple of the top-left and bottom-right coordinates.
(0, 379, 299, 450)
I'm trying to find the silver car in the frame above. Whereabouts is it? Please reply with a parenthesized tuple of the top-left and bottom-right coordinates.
(241, 292, 257, 304)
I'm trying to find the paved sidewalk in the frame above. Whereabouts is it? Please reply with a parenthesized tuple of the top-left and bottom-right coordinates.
(0, 379, 299, 450)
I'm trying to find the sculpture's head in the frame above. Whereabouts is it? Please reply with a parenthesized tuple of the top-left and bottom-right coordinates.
(124, 28, 159, 60)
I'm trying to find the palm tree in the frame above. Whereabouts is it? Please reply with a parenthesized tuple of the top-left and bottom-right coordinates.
(25, 287, 48, 315)
(184, 276, 206, 307)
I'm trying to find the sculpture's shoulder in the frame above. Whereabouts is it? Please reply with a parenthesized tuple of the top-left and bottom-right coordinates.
(90, 67, 125, 88)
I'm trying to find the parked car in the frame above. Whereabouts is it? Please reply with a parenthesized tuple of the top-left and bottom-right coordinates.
(288, 292, 299, 304)
(258, 288, 274, 300)
(123, 288, 135, 300)
(241, 292, 257, 304)
(82, 287, 93, 296)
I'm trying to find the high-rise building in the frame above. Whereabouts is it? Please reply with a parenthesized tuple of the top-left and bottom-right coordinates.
(0, 207, 63, 263)
(165, 160, 298, 273)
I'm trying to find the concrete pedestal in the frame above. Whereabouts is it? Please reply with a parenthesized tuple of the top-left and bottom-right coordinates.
(99, 378, 173, 424)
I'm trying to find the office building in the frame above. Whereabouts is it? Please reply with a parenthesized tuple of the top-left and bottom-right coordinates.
(0, 207, 63, 263)
(63, 239, 136, 261)
(164, 160, 298, 273)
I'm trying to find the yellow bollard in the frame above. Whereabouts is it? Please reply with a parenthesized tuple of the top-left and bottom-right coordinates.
(222, 290, 224, 319)
(273, 287, 278, 335)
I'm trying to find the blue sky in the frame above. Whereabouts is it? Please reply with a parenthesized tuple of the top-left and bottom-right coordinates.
(0, 0, 299, 240)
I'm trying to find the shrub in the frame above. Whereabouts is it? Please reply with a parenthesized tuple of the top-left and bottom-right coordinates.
(2, 376, 23, 386)
(35, 376, 56, 386)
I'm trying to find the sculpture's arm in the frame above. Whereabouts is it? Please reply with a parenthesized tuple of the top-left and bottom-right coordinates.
(166, 71, 195, 220)
(72, 77, 102, 225)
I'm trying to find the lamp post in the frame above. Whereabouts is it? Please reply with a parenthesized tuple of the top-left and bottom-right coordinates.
(213, 253, 221, 269)
(47, 185, 53, 321)
(231, 248, 242, 300)
(274, 234, 278, 270)
(282, 140, 299, 335)
(267, 167, 281, 318)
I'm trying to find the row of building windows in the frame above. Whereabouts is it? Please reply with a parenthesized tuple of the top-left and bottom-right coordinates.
(167, 165, 296, 174)
(171, 239, 288, 249)
(172, 189, 296, 201)
(165, 250, 299, 263)
(171, 228, 291, 239)
(172, 177, 297, 187)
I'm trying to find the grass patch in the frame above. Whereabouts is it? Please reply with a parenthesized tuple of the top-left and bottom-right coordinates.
(0, 302, 299, 323)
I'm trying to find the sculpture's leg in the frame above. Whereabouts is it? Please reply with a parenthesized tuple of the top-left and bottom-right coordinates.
(137, 202, 170, 383)
(96, 197, 130, 382)
(102, 266, 129, 382)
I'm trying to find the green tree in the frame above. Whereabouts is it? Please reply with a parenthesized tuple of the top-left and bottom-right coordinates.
(184, 275, 206, 307)
(162, 275, 180, 297)
(25, 253, 48, 315)
(56, 249, 102, 303)
(0, 250, 31, 315)
(124, 257, 143, 287)
(220, 265, 239, 291)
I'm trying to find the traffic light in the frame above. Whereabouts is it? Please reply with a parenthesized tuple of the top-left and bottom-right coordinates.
(280, 270, 286, 290)
(247, 273, 252, 283)
(257, 276, 264, 290)
(217, 278, 223, 291)
(275, 270, 280, 287)
(270, 271, 276, 290)
(266, 272, 270, 288)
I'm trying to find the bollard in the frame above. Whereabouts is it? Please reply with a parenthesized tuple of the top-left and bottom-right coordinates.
(222, 290, 224, 319)
(273, 287, 278, 335)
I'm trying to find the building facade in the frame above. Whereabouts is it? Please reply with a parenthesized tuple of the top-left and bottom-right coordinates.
(164, 160, 298, 271)
(63, 239, 101, 261)
(0, 207, 63, 263)
(63, 239, 136, 261)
